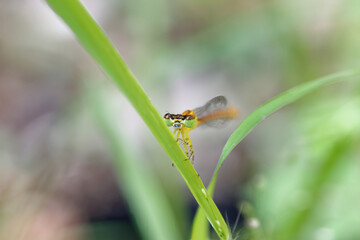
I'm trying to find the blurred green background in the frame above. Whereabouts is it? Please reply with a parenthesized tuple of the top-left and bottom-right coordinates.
(0, 0, 359, 239)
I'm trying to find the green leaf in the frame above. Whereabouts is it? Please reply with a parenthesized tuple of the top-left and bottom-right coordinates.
(45, 0, 229, 239)
(219, 70, 359, 177)
(191, 69, 360, 239)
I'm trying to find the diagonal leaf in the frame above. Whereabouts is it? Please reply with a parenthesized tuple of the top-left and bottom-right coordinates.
(191, 69, 360, 239)
(45, 0, 229, 239)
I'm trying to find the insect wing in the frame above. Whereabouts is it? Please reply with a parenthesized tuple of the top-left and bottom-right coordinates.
(193, 96, 227, 118)
(194, 96, 229, 127)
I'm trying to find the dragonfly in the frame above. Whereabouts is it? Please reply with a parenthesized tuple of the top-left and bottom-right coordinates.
(163, 96, 238, 164)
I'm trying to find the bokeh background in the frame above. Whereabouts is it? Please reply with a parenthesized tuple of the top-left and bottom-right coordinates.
(0, 0, 359, 239)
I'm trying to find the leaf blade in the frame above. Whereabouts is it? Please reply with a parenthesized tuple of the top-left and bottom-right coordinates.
(191, 69, 360, 239)
(45, 0, 230, 239)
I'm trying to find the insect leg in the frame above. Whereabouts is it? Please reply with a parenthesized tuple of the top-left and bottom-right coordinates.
(173, 129, 181, 141)
(185, 131, 194, 164)
(181, 130, 190, 160)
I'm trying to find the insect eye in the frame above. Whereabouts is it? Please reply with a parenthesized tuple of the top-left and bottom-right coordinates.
(163, 113, 171, 119)
(185, 115, 195, 120)
(163, 118, 172, 127)
(184, 118, 196, 128)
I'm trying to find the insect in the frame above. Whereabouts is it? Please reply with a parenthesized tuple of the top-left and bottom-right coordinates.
(163, 96, 238, 164)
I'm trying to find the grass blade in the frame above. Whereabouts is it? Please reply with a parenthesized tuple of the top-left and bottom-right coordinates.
(217, 70, 359, 182)
(45, 0, 229, 239)
(191, 69, 360, 239)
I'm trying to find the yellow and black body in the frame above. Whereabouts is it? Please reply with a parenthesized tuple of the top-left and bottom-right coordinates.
(163, 96, 238, 164)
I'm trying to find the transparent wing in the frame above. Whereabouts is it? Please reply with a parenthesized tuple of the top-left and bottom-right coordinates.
(200, 117, 229, 128)
(193, 96, 230, 127)
(194, 96, 228, 118)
